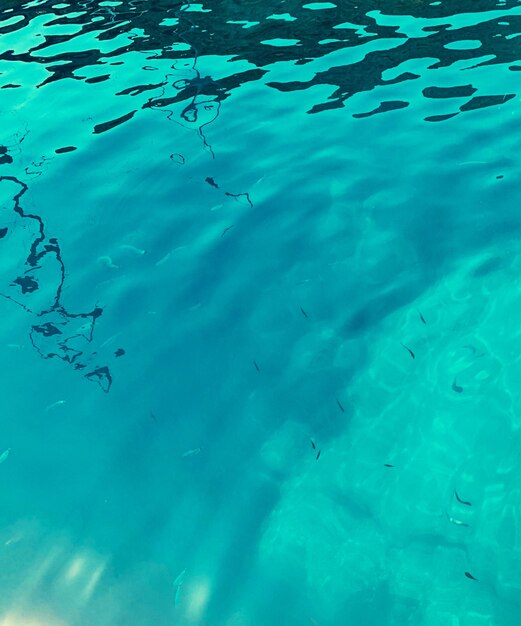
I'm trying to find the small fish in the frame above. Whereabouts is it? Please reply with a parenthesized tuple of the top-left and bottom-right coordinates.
(221, 225, 234, 237)
(119, 244, 146, 256)
(464, 571, 478, 581)
(418, 310, 426, 324)
(316, 450, 321, 461)
(452, 378, 463, 394)
(446, 512, 469, 527)
(174, 584, 183, 608)
(173, 568, 186, 608)
(114, 348, 125, 357)
(336, 398, 345, 413)
(205, 177, 219, 188)
(155, 251, 172, 266)
(401, 343, 415, 359)
(300, 306, 308, 319)
(99, 332, 122, 350)
(149, 411, 157, 423)
(454, 490, 472, 506)
(181, 448, 201, 458)
(45, 400, 66, 412)
(174, 568, 186, 586)
(0, 448, 10, 464)
(384, 463, 395, 468)
(310, 439, 316, 450)
(5, 534, 22, 546)
(253, 360, 260, 372)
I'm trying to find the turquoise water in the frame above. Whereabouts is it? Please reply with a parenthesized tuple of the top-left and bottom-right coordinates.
(1, 0, 521, 624)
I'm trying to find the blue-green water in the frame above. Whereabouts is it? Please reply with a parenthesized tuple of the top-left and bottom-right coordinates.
(1, 0, 521, 624)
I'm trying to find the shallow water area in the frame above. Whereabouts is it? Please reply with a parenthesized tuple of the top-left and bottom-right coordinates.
(1, 0, 521, 624)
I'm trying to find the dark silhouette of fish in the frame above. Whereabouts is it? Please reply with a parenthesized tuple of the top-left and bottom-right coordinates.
(316, 450, 321, 461)
(418, 311, 426, 324)
(384, 463, 395, 468)
(300, 306, 308, 318)
(253, 360, 260, 372)
(221, 225, 234, 237)
(115, 348, 125, 357)
(464, 571, 478, 581)
(452, 378, 463, 393)
(455, 490, 472, 506)
(401, 343, 415, 359)
(336, 398, 345, 413)
(310, 439, 316, 450)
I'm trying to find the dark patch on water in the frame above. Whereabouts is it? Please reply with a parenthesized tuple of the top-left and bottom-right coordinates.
(424, 113, 459, 122)
(93, 110, 137, 134)
(460, 94, 515, 112)
(85, 74, 110, 84)
(0, 145, 13, 165)
(383, 72, 420, 85)
(0, 0, 517, 131)
(353, 100, 409, 119)
(422, 85, 477, 99)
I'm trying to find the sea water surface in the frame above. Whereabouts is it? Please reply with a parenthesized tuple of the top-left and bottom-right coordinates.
(1, 0, 521, 624)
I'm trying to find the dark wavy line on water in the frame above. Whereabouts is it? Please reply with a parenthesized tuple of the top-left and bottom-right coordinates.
(0, 169, 115, 392)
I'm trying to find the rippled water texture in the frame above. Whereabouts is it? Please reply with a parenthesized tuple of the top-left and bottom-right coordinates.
(1, 0, 521, 624)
